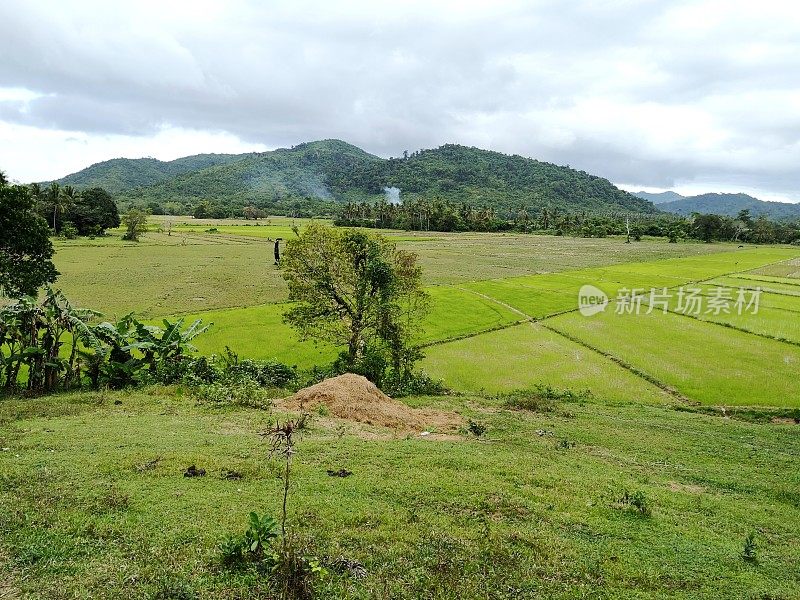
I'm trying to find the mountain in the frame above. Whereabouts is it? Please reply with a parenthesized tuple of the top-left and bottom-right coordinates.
(632, 190, 685, 204)
(50, 139, 657, 215)
(53, 153, 255, 195)
(658, 193, 800, 220)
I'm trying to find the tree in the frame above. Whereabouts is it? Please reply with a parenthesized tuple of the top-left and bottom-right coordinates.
(121, 209, 149, 241)
(0, 170, 8, 187)
(43, 183, 79, 233)
(282, 223, 429, 380)
(69, 187, 120, 235)
(0, 183, 59, 296)
(692, 213, 725, 243)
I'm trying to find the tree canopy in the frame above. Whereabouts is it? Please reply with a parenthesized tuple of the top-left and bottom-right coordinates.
(0, 182, 58, 296)
(282, 223, 429, 383)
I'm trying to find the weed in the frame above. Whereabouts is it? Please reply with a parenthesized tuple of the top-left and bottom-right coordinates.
(616, 490, 652, 517)
(466, 419, 487, 437)
(743, 532, 758, 563)
(556, 438, 575, 450)
(501, 385, 592, 412)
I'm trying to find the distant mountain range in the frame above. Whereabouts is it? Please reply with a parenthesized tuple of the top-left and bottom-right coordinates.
(48, 140, 657, 215)
(633, 191, 800, 220)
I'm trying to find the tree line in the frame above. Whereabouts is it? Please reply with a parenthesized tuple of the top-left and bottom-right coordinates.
(335, 199, 800, 244)
(27, 181, 121, 237)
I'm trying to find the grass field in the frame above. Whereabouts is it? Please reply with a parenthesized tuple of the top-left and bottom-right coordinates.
(1, 388, 799, 598)
(4, 223, 800, 598)
(50, 224, 800, 408)
(52, 222, 753, 317)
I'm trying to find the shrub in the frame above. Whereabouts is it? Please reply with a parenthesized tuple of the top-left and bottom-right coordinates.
(383, 370, 447, 397)
(502, 385, 591, 412)
(60, 222, 79, 239)
(155, 356, 220, 385)
(191, 380, 272, 409)
(224, 358, 296, 388)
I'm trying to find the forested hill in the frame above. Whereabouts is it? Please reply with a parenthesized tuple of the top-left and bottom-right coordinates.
(53, 153, 256, 196)
(656, 193, 800, 220)
(51, 139, 657, 215)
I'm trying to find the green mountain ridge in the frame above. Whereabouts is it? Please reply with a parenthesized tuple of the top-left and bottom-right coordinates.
(51, 139, 657, 215)
(655, 192, 800, 220)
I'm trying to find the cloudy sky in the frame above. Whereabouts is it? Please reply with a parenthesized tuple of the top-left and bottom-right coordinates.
(1, 0, 799, 201)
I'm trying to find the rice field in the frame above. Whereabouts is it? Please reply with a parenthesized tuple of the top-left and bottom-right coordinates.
(50, 225, 800, 408)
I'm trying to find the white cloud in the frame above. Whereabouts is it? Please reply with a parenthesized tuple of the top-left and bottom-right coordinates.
(0, 0, 798, 201)
(0, 122, 268, 182)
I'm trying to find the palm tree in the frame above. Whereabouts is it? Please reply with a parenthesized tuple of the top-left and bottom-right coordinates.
(44, 183, 78, 233)
(44, 183, 61, 232)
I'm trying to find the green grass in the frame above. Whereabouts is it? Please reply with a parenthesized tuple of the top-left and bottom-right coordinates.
(422, 322, 670, 402)
(181, 286, 521, 365)
(1, 388, 798, 598)
(546, 307, 800, 407)
(52, 229, 759, 317)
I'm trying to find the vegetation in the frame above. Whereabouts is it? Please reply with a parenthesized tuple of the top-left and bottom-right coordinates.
(283, 223, 429, 388)
(121, 208, 149, 241)
(49, 140, 656, 218)
(1, 387, 798, 598)
(0, 181, 58, 296)
(29, 182, 120, 236)
(0, 291, 210, 393)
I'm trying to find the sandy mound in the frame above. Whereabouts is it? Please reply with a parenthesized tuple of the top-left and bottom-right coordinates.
(281, 374, 460, 432)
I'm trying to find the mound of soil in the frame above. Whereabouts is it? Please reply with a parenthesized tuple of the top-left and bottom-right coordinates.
(282, 374, 460, 432)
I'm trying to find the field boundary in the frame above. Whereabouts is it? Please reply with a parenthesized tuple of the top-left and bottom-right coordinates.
(539, 323, 693, 403)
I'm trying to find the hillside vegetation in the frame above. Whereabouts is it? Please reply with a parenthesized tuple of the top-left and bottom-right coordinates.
(634, 191, 800, 220)
(51, 140, 656, 215)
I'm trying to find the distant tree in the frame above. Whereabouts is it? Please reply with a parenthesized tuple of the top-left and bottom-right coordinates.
(193, 201, 211, 219)
(692, 213, 725, 243)
(282, 223, 429, 379)
(121, 209, 149, 242)
(0, 170, 8, 187)
(242, 205, 267, 220)
(68, 187, 120, 235)
(0, 183, 58, 296)
(736, 209, 753, 227)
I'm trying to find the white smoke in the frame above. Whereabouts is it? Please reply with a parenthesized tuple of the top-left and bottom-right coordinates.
(383, 186, 401, 205)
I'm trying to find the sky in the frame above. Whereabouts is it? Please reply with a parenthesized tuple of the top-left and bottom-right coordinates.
(1, 0, 799, 202)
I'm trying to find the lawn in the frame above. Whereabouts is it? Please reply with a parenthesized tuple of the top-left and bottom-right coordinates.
(0, 388, 798, 598)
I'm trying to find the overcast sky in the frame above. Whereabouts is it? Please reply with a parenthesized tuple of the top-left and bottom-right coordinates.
(1, 0, 799, 202)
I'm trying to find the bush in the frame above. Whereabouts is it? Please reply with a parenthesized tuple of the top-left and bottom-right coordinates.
(502, 385, 591, 412)
(155, 356, 220, 385)
(224, 358, 296, 388)
(191, 380, 273, 409)
(60, 222, 79, 239)
(383, 370, 447, 397)
(616, 490, 652, 517)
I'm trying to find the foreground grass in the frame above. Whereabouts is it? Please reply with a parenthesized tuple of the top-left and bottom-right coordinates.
(1, 388, 798, 598)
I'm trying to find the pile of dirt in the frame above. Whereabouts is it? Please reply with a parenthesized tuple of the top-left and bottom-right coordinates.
(281, 374, 460, 432)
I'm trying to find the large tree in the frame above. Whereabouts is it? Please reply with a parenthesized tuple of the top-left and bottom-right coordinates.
(69, 187, 121, 235)
(0, 182, 58, 297)
(282, 223, 428, 378)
